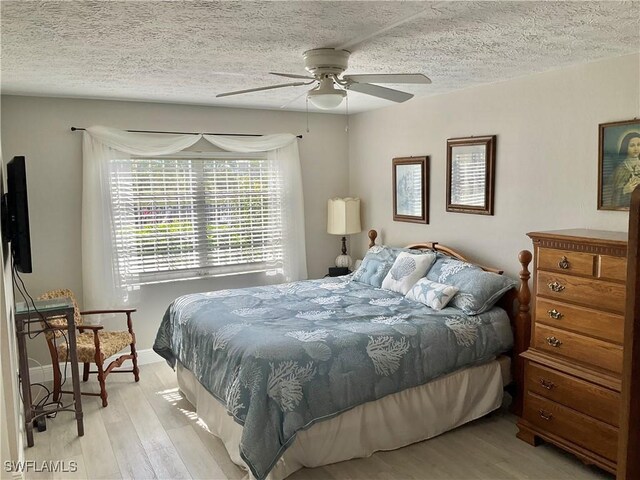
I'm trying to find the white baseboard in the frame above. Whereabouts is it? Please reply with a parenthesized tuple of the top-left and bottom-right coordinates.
(27, 348, 163, 384)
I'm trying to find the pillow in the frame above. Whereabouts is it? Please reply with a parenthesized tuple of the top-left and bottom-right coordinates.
(381, 251, 437, 295)
(352, 245, 427, 288)
(406, 278, 459, 310)
(426, 253, 517, 315)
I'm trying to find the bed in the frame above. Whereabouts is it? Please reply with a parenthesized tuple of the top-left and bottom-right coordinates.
(153, 231, 532, 480)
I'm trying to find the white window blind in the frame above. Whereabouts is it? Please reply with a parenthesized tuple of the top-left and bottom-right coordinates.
(450, 151, 486, 207)
(108, 153, 283, 284)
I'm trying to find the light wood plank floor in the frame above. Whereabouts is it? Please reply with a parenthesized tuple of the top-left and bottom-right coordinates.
(24, 362, 614, 480)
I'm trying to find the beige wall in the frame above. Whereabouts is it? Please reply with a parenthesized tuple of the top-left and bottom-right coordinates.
(0, 97, 350, 363)
(348, 54, 640, 277)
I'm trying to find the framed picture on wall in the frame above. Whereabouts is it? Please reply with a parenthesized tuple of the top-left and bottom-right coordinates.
(598, 118, 640, 211)
(446, 135, 496, 215)
(392, 156, 429, 224)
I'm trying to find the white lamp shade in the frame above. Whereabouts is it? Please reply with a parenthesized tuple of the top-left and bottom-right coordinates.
(308, 91, 346, 110)
(327, 197, 361, 235)
(307, 77, 346, 110)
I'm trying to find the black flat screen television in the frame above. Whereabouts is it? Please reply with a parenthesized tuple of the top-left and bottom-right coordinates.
(3, 156, 32, 273)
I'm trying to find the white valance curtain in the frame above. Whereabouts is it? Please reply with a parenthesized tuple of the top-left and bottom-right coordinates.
(82, 125, 307, 308)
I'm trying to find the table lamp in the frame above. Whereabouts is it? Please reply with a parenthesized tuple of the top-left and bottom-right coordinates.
(327, 197, 361, 269)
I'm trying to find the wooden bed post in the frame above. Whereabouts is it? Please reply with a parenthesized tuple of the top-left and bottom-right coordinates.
(512, 250, 532, 417)
(368, 229, 377, 248)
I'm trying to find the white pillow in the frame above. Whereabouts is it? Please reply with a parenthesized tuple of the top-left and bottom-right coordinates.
(381, 251, 436, 295)
(406, 278, 459, 310)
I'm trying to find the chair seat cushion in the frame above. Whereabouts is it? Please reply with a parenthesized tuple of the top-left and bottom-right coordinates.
(57, 330, 133, 363)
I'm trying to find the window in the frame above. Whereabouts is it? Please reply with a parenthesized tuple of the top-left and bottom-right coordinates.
(108, 152, 283, 284)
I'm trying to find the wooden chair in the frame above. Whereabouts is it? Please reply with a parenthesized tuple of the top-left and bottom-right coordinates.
(37, 289, 139, 407)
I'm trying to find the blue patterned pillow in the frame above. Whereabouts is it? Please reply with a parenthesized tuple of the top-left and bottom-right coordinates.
(406, 278, 459, 310)
(352, 245, 427, 288)
(426, 253, 517, 314)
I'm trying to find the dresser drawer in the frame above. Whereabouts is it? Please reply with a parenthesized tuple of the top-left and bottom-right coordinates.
(598, 255, 627, 282)
(538, 248, 595, 276)
(534, 323, 623, 374)
(535, 298, 624, 344)
(524, 392, 618, 461)
(525, 361, 620, 426)
(537, 271, 626, 314)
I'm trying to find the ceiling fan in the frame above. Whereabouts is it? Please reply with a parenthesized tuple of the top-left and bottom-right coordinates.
(216, 48, 431, 110)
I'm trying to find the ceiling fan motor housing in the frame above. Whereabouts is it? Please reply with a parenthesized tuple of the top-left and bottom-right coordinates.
(303, 48, 350, 76)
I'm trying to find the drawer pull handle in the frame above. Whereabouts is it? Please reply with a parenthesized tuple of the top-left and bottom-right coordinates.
(546, 336, 563, 348)
(547, 281, 565, 293)
(547, 309, 564, 320)
(540, 379, 556, 390)
(558, 256, 570, 269)
(539, 409, 553, 421)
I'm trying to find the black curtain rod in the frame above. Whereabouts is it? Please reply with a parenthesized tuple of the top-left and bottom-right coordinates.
(70, 127, 302, 139)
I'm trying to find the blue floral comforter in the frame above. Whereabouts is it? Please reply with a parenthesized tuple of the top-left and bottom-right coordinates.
(153, 276, 513, 480)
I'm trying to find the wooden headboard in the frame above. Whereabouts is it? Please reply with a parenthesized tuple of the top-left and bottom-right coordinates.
(366, 229, 532, 416)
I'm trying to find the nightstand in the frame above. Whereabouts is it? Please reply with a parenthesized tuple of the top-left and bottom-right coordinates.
(327, 267, 350, 277)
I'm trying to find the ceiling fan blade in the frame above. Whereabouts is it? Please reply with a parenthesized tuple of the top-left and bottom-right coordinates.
(347, 83, 414, 103)
(216, 81, 311, 98)
(270, 72, 315, 80)
(344, 73, 431, 84)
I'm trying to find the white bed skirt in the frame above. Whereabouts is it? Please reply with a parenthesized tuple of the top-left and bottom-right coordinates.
(177, 357, 509, 480)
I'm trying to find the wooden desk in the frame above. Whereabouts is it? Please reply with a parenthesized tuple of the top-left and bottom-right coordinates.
(15, 298, 84, 447)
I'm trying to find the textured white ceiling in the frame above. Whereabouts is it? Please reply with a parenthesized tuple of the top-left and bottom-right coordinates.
(1, 1, 638, 114)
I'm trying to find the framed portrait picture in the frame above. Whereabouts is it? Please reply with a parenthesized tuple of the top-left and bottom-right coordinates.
(598, 118, 640, 211)
(392, 156, 429, 224)
(446, 135, 496, 215)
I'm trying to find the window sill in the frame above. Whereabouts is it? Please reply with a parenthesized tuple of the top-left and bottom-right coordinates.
(133, 267, 283, 287)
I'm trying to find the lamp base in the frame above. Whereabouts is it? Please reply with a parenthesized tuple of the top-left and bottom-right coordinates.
(335, 254, 352, 269)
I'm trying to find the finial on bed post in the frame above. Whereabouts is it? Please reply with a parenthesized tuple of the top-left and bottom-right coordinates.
(368, 229, 377, 248)
(512, 249, 532, 417)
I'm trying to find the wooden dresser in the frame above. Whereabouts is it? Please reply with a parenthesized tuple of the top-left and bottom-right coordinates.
(517, 229, 627, 474)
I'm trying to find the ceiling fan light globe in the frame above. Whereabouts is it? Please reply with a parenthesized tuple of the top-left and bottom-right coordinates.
(307, 90, 346, 110)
